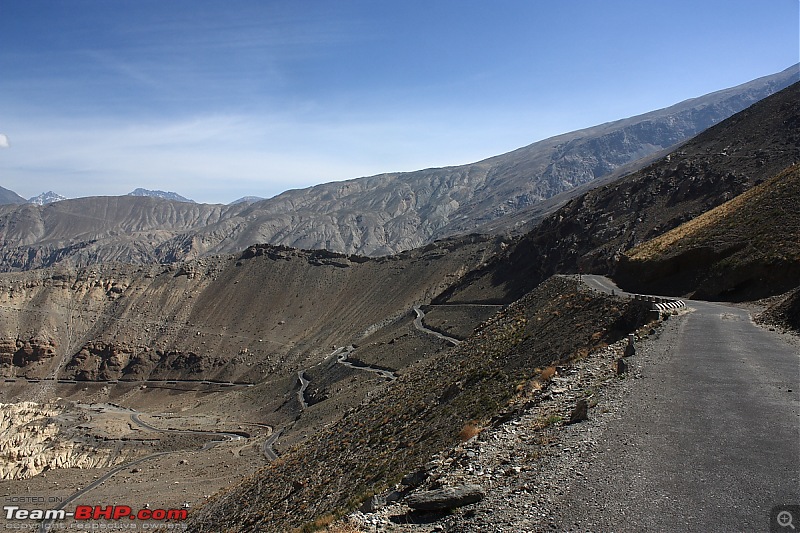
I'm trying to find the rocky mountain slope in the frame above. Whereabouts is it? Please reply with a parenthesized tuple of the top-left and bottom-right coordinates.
(616, 163, 800, 300)
(183, 79, 800, 533)
(189, 277, 651, 532)
(0, 196, 238, 269)
(435, 80, 800, 305)
(209, 65, 796, 256)
(0, 236, 500, 383)
(27, 191, 67, 205)
(0, 66, 796, 271)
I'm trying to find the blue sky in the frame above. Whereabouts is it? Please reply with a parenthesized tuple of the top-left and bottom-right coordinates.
(1, 0, 798, 204)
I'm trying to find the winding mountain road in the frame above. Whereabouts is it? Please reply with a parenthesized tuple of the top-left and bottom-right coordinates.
(336, 345, 397, 380)
(262, 428, 282, 461)
(297, 371, 310, 409)
(413, 306, 462, 346)
(581, 274, 630, 295)
(129, 413, 244, 450)
(555, 275, 800, 531)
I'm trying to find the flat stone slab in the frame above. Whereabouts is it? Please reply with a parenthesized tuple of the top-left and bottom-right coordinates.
(405, 484, 485, 511)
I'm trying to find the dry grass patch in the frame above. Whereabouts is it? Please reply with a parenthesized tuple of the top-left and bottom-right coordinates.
(531, 412, 563, 430)
(628, 163, 800, 262)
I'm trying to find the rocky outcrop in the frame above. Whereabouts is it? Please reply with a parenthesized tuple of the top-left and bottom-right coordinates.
(64, 342, 226, 381)
(66, 342, 150, 381)
(0, 402, 119, 480)
(0, 337, 57, 368)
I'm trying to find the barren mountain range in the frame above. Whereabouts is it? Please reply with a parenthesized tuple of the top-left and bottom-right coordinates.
(435, 80, 800, 305)
(0, 70, 797, 532)
(0, 65, 796, 271)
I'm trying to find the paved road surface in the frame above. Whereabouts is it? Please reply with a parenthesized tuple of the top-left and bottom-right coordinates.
(38, 452, 175, 533)
(262, 429, 281, 461)
(582, 274, 631, 296)
(413, 306, 462, 346)
(336, 345, 397, 380)
(555, 277, 800, 531)
(297, 370, 310, 409)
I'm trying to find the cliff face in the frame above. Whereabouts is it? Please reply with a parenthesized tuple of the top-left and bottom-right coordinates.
(0, 337, 57, 368)
(0, 66, 796, 271)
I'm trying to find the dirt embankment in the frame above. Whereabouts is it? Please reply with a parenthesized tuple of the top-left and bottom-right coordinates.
(757, 286, 800, 332)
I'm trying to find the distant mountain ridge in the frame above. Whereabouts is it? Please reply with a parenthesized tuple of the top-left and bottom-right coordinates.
(229, 196, 266, 205)
(127, 188, 195, 203)
(0, 65, 796, 271)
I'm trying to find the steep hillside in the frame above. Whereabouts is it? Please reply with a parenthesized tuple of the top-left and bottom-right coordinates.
(0, 235, 506, 457)
(2, 80, 796, 529)
(0, 236, 499, 383)
(434, 81, 800, 305)
(189, 277, 650, 532)
(0, 66, 796, 270)
(616, 164, 800, 299)
(0, 185, 26, 205)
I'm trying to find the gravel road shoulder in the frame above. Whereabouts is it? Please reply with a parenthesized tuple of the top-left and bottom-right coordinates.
(347, 306, 799, 532)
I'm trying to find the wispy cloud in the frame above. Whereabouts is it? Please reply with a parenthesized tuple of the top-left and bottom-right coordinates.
(0, 134, 8, 148)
